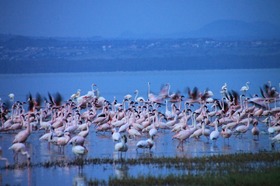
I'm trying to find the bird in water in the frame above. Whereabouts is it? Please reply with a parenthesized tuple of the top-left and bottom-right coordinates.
(9, 143, 30, 163)
(136, 136, 154, 152)
(72, 144, 88, 158)
(114, 135, 128, 158)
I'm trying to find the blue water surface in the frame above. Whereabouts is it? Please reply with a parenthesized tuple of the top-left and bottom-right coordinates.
(0, 68, 280, 185)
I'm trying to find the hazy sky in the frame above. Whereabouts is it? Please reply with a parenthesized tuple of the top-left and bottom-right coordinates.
(0, 0, 280, 38)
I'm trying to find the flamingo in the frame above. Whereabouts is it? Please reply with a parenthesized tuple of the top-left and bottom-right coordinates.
(148, 123, 158, 138)
(56, 132, 71, 152)
(72, 145, 88, 157)
(114, 135, 128, 158)
(13, 117, 32, 143)
(68, 135, 86, 146)
(173, 126, 196, 149)
(173, 112, 198, 148)
(158, 83, 171, 99)
(39, 109, 51, 130)
(210, 119, 219, 144)
(0, 146, 9, 166)
(127, 125, 141, 138)
(9, 142, 30, 162)
(189, 126, 203, 140)
(221, 83, 227, 92)
(240, 81, 250, 94)
(271, 132, 280, 148)
(70, 89, 81, 100)
(134, 90, 145, 103)
(202, 120, 211, 141)
(165, 100, 173, 119)
(220, 83, 228, 98)
(221, 126, 232, 145)
(251, 120, 260, 141)
(112, 128, 121, 142)
(136, 136, 154, 152)
(8, 93, 15, 102)
(234, 114, 251, 138)
(77, 123, 90, 138)
(39, 127, 53, 142)
(124, 94, 132, 101)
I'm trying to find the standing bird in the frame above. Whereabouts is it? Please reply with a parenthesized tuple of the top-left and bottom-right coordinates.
(136, 137, 154, 152)
(0, 146, 9, 166)
(210, 120, 219, 144)
(70, 89, 81, 100)
(13, 117, 32, 144)
(56, 132, 71, 153)
(221, 126, 232, 145)
(251, 120, 260, 141)
(114, 135, 128, 158)
(240, 81, 250, 95)
(112, 128, 121, 142)
(234, 114, 251, 138)
(68, 135, 86, 146)
(8, 93, 15, 102)
(221, 83, 227, 92)
(72, 145, 88, 158)
(271, 133, 280, 148)
(134, 90, 146, 103)
(9, 143, 30, 162)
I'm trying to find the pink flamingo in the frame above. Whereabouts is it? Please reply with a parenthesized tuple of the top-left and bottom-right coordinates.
(251, 120, 260, 141)
(13, 116, 32, 143)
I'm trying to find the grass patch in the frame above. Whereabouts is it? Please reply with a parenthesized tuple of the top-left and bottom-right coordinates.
(97, 167, 280, 186)
(2, 151, 280, 170)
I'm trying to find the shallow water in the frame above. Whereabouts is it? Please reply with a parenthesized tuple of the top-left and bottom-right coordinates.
(0, 69, 280, 185)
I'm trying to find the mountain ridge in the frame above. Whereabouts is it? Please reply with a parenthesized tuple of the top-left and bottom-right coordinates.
(119, 19, 280, 40)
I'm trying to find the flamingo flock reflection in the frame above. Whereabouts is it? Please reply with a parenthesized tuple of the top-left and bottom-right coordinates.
(1, 81, 280, 165)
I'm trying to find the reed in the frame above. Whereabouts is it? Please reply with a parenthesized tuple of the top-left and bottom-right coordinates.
(94, 167, 280, 186)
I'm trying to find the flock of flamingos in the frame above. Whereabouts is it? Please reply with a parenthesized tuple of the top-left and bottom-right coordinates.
(1, 81, 280, 166)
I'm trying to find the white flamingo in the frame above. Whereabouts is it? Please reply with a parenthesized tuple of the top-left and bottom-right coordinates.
(112, 128, 121, 142)
(70, 89, 81, 100)
(134, 90, 145, 103)
(72, 145, 88, 157)
(114, 135, 128, 158)
(136, 137, 154, 152)
(8, 93, 15, 102)
(210, 119, 219, 144)
(240, 81, 250, 94)
(9, 142, 30, 162)
(271, 133, 280, 148)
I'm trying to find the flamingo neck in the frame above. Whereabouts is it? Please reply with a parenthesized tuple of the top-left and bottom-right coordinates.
(134, 91, 138, 102)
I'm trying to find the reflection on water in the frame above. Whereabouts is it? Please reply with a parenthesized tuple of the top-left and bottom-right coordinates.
(73, 168, 87, 186)
(113, 162, 129, 179)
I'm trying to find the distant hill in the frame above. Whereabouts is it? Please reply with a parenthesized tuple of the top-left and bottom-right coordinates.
(0, 34, 280, 73)
(187, 20, 280, 40)
(119, 20, 280, 40)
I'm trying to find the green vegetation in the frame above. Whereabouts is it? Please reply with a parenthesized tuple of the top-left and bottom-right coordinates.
(101, 167, 280, 186)
(2, 151, 280, 185)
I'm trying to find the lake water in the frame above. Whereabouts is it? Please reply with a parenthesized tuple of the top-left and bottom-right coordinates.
(1, 68, 280, 185)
